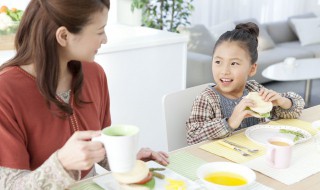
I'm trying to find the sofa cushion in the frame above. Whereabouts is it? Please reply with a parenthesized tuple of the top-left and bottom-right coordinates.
(288, 12, 316, 36)
(265, 21, 297, 44)
(257, 25, 276, 51)
(209, 20, 235, 40)
(290, 17, 320, 46)
(187, 52, 213, 87)
(179, 25, 215, 56)
(235, 18, 275, 51)
(258, 45, 314, 64)
(278, 41, 320, 58)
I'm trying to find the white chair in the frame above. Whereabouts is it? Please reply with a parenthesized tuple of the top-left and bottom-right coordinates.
(163, 83, 212, 151)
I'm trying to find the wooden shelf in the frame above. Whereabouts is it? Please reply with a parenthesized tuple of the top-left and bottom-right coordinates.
(0, 34, 15, 50)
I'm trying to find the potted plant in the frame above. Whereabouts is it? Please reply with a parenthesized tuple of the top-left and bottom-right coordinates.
(131, 0, 194, 33)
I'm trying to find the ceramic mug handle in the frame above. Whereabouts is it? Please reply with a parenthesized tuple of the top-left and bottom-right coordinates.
(267, 147, 275, 166)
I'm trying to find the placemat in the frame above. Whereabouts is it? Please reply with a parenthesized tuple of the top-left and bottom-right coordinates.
(70, 182, 104, 190)
(167, 151, 207, 181)
(269, 119, 317, 136)
(244, 140, 320, 185)
(199, 132, 266, 163)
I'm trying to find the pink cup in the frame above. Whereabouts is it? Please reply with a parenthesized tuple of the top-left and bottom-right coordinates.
(266, 137, 294, 169)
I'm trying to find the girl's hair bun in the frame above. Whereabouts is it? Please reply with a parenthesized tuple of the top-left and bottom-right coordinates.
(235, 22, 259, 38)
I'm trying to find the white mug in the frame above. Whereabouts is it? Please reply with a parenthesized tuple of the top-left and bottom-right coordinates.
(93, 124, 139, 173)
(283, 57, 296, 67)
(266, 137, 294, 169)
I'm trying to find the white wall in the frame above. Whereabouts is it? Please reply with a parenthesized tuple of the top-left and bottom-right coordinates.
(191, 0, 320, 27)
(5, 0, 320, 26)
(116, 0, 142, 26)
(1, 0, 29, 10)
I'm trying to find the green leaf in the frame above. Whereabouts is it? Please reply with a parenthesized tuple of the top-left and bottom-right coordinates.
(142, 177, 156, 189)
(260, 112, 270, 118)
(131, 0, 194, 33)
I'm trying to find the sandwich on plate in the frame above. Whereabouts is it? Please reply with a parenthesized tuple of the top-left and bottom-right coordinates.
(113, 160, 155, 190)
(245, 92, 273, 118)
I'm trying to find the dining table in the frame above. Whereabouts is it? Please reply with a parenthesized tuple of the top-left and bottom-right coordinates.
(171, 105, 320, 190)
(69, 105, 320, 190)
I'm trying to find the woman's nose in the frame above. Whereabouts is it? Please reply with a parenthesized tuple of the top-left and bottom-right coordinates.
(102, 34, 107, 44)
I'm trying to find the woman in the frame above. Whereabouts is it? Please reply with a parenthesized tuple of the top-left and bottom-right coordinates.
(0, 0, 169, 189)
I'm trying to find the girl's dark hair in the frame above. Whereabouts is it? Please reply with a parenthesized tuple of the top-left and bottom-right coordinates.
(213, 22, 259, 64)
(0, 0, 110, 116)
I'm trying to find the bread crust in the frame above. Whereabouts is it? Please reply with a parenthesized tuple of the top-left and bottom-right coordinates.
(246, 92, 272, 114)
(113, 160, 149, 184)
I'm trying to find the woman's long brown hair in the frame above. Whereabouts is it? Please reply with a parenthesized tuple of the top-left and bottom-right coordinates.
(0, 0, 110, 116)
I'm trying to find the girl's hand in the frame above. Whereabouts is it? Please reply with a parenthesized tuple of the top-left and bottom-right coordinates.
(137, 147, 169, 166)
(57, 131, 106, 171)
(259, 88, 292, 109)
(228, 98, 256, 129)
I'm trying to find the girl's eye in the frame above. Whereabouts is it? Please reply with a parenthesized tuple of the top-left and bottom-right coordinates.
(215, 60, 221, 64)
(231, 62, 239, 65)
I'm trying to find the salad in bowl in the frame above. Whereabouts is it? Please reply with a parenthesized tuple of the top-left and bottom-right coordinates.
(0, 5, 23, 35)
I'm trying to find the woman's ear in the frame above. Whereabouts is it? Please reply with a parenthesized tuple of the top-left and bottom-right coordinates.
(249, 63, 257, 77)
(56, 26, 69, 47)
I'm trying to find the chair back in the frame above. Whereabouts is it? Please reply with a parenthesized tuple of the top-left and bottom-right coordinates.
(163, 83, 212, 151)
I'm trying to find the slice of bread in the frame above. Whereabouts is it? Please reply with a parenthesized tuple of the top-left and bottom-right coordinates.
(246, 92, 272, 117)
(113, 160, 149, 184)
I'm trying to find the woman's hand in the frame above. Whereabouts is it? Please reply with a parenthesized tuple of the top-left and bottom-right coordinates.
(259, 88, 292, 109)
(57, 131, 106, 171)
(137, 148, 169, 166)
(228, 98, 255, 129)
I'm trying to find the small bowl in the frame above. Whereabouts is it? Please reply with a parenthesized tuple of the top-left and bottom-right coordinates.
(197, 162, 256, 190)
(0, 20, 20, 35)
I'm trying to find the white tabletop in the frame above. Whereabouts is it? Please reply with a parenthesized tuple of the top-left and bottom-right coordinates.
(262, 58, 320, 81)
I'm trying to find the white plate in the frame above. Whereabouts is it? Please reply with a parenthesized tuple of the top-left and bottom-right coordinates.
(93, 161, 202, 190)
(245, 125, 312, 146)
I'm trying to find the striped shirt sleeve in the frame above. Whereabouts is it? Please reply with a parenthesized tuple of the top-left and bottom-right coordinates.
(186, 88, 231, 145)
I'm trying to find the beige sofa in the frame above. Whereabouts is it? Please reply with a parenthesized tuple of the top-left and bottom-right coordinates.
(185, 13, 320, 87)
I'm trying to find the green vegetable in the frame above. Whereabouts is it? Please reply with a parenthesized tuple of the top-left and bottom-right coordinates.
(245, 107, 270, 118)
(7, 9, 24, 21)
(152, 171, 165, 179)
(149, 167, 166, 171)
(0, 9, 23, 35)
(142, 177, 155, 189)
(279, 129, 305, 142)
(260, 112, 271, 118)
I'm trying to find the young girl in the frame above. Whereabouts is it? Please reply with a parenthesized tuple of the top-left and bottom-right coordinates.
(186, 22, 305, 145)
(0, 0, 168, 189)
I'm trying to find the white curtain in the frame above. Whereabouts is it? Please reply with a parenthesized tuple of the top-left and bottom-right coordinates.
(191, 0, 320, 28)
(1, 0, 30, 10)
